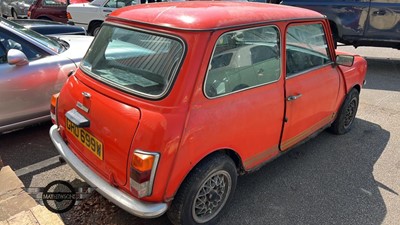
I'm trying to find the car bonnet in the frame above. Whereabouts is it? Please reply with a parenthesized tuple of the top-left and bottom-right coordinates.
(57, 35, 94, 65)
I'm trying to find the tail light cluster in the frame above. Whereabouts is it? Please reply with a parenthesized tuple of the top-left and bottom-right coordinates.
(130, 150, 160, 198)
(50, 93, 59, 125)
(67, 12, 72, 20)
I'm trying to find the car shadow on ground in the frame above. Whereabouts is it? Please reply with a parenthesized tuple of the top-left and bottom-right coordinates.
(0, 122, 57, 186)
(218, 118, 390, 225)
(363, 57, 400, 92)
(59, 117, 390, 225)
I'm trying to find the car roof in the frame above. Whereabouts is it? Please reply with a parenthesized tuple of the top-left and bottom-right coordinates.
(108, 2, 325, 31)
(12, 19, 64, 27)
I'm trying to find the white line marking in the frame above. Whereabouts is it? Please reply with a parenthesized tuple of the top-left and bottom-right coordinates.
(15, 156, 61, 177)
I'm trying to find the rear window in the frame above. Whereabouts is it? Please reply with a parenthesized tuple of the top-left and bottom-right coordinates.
(81, 24, 184, 99)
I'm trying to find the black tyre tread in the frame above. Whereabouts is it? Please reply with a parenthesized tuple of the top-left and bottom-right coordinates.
(330, 88, 359, 135)
(167, 152, 237, 225)
(89, 21, 102, 36)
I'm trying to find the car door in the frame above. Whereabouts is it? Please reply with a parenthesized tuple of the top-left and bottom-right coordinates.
(36, 0, 68, 23)
(201, 26, 284, 169)
(100, 0, 133, 18)
(280, 22, 340, 151)
(364, 0, 400, 41)
(0, 27, 74, 130)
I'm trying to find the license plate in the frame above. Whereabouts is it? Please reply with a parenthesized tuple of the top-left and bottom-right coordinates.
(66, 118, 103, 160)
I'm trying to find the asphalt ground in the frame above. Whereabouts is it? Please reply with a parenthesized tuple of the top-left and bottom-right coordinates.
(0, 46, 399, 225)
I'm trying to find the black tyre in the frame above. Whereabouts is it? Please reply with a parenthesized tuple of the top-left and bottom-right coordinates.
(11, 9, 17, 19)
(167, 153, 237, 225)
(89, 22, 102, 36)
(330, 88, 359, 135)
(38, 16, 52, 21)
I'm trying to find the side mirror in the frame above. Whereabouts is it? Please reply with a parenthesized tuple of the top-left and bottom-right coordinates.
(336, 54, 354, 67)
(7, 49, 29, 66)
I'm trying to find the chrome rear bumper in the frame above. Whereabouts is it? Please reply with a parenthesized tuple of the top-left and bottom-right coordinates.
(49, 125, 168, 218)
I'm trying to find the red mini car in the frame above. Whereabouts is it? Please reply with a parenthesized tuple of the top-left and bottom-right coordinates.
(50, 2, 367, 224)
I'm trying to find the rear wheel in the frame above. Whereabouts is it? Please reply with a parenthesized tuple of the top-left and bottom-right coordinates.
(11, 9, 17, 19)
(330, 88, 359, 135)
(89, 22, 102, 36)
(167, 153, 237, 225)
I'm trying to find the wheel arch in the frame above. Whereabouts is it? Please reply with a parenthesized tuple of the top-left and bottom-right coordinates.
(352, 84, 361, 94)
(37, 16, 52, 20)
(88, 20, 103, 30)
(164, 148, 244, 202)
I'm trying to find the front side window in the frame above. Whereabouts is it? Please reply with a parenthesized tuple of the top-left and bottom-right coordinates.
(81, 24, 184, 99)
(205, 26, 281, 98)
(0, 18, 63, 53)
(0, 28, 43, 61)
(285, 23, 332, 77)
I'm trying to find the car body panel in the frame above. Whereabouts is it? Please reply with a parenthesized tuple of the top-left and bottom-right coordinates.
(365, 0, 400, 42)
(57, 75, 141, 186)
(28, 0, 91, 23)
(67, 0, 137, 31)
(50, 2, 367, 219)
(0, 18, 93, 133)
(280, 0, 400, 49)
(13, 19, 87, 35)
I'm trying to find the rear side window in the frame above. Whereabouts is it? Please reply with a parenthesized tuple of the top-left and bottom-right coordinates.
(285, 23, 332, 77)
(205, 26, 281, 98)
(81, 24, 184, 99)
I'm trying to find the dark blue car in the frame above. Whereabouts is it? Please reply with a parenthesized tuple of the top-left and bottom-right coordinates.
(280, 0, 400, 49)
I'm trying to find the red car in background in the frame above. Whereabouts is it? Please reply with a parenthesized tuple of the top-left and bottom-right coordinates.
(28, 0, 90, 23)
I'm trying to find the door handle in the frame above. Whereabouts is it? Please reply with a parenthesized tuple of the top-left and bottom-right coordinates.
(373, 10, 386, 16)
(103, 9, 112, 12)
(287, 94, 302, 101)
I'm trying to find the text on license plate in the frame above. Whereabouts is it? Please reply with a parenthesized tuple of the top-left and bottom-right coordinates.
(66, 118, 103, 160)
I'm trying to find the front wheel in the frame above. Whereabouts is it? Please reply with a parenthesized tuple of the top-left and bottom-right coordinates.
(167, 153, 237, 225)
(330, 88, 359, 135)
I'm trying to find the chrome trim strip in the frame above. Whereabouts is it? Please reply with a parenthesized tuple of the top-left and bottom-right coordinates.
(49, 125, 168, 218)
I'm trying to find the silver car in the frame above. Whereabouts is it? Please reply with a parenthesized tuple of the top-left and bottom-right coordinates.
(0, 17, 93, 133)
(0, 0, 34, 19)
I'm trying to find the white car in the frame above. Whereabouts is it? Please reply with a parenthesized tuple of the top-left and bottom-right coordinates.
(67, 0, 138, 36)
